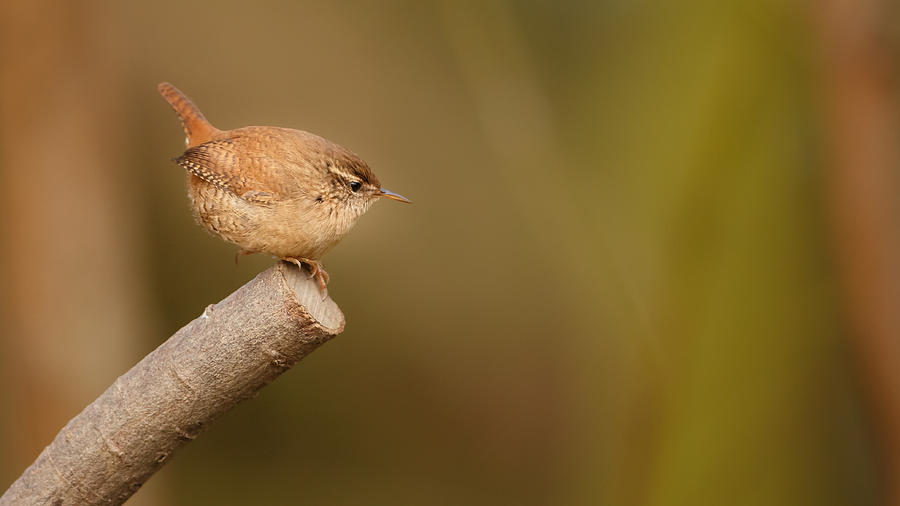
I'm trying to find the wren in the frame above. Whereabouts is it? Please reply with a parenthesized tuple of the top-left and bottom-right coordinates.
(158, 82, 409, 295)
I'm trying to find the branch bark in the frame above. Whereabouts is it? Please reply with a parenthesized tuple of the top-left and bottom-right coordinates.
(0, 262, 345, 505)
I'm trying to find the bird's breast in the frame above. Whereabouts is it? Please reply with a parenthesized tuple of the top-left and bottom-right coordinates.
(187, 177, 361, 260)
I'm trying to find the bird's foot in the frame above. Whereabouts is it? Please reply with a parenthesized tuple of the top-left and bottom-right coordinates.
(280, 257, 329, 299)
(234, 249, 255, 266)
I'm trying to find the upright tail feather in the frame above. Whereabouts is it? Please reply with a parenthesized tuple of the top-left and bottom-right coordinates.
(158, 82, 219, 147)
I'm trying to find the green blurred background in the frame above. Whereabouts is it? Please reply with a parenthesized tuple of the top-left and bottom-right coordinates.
(1, 0, 897, 504)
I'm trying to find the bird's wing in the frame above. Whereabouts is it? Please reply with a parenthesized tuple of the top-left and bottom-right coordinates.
(175, 137, 281, 204)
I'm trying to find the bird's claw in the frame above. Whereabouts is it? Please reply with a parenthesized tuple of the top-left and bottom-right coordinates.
(281, 257, 329, 299)
(235, 249, 255, 266)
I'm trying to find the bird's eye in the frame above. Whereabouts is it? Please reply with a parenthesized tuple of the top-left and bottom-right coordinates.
(349, 181, 362, 192)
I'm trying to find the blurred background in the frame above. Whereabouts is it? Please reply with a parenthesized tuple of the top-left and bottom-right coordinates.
(1, 0, 899, 504)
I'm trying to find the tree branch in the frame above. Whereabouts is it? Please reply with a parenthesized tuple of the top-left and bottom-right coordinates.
(0, 262, 344, 505)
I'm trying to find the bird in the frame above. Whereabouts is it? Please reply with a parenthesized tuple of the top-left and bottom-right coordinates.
(158, 82, 409, 296)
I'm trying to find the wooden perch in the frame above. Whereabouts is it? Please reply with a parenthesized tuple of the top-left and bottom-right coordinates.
(0, 262, 344, 505)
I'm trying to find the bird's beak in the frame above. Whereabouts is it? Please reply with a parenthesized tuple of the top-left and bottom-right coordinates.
(379, 188, 411, 203)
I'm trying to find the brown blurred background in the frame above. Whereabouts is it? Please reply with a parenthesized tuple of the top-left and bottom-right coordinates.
(1, 0, 898, 504)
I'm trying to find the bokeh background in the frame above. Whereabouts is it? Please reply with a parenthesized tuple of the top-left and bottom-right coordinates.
(1, 0, 899, 504)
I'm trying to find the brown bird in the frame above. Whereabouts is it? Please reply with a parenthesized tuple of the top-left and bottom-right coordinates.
(158, 82, 409, 295)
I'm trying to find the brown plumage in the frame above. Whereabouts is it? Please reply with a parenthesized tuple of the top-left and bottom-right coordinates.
(158, 82, 409, 294)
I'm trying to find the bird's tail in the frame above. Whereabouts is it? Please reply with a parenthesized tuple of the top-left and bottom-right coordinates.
(158, 82, 219, 147)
